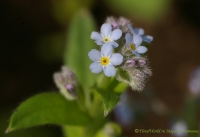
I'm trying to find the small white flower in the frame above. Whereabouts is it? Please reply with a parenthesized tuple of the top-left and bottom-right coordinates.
(88, 44, 123, 77)
(125, 33, 147, 56)
(90, 23, 122, 48)
(128, 24, 153, 43)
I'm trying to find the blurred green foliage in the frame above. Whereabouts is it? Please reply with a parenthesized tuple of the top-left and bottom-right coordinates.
(64, 9, 97, 88)
(104, 0, 171, 22)
(51, 0, 93, 25)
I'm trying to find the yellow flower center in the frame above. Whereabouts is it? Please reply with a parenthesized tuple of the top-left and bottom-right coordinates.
(100, 57, 110, 66)
(129, 43, 136, 50)
(103, 37, 111, 43)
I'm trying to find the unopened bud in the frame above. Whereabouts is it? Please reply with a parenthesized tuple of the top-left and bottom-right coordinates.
(118, 17, 130, 26)
(143, 69, 152, 76)
(106, 17, 118, 29)
(111, 22, 118, 29)
(126, 59, 136, 67)
(54, 73, 63, 82)
(66, 84, 74, 92)
(67, 72, 74, 80)
(121, 20, 128, 26)
(53, 66, 77, 100)
(138, 59, 146, 66)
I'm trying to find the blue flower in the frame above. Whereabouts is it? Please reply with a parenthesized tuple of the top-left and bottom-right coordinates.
(88, 44, 123, 77)
(125, 33, 147, 56)
(128, 24, 153, 43)
(90, 23, 122, 48)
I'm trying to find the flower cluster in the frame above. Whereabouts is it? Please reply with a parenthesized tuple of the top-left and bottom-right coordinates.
(89, 23, 123, 77)
(89, 17, 153, 91)
(53, 66, 77, 100)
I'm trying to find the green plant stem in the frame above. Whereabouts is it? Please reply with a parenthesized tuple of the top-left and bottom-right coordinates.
(62, 88, 105, 137)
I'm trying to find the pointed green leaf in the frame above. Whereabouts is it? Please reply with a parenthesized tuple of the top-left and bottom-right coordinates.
(64, 9, 97, 87)
(7, 92, 91, 132)
(95, 75, 128, 116)
(95, 89, 120, 116)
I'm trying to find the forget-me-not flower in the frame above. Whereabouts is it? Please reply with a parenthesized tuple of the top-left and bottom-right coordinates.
(125, 33, 147, 56)
(128, 24, 153, 43)
(90, 23, 122, 48)
(88, 44, 123, 77)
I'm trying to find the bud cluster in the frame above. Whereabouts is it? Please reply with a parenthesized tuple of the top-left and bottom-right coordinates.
(105, 16, 131, 33)
(117, 56, 152, 91)
(53, 66, 77, 100)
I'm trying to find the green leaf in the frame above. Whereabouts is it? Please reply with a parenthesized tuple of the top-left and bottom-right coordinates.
(95, 89, 120, 116)
(6, 92, 91, 133)
(95, 75, 128, 116)
(61, 91, 107, 137)
(64, 9, 97, 88)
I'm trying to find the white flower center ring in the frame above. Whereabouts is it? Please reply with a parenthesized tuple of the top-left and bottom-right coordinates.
(103, 37, 111, 43)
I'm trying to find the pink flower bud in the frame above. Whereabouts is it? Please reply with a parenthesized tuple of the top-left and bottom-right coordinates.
(121, 20, 128, 26)
(126, 59, 136, 67)
(138, 59, 146, 66)
(143, 69, 152, 76)
(67, 72, 74, 80)
(66, 84, 74, 93)
(111, 22, 118, 29)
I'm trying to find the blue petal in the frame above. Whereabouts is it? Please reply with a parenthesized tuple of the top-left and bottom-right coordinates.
(109, 41, 119, 48)
(132, 51, 140, 56)
(90, 62, 102, 74)
(101, 44, 113, 56)
(128, 24, 135, 34)
(90, 32, 102, 41)
(132, 35, 142, 46)
(88, 49, 101, 61)
(103, 65, 116, 77)
(142, 35, 153, 43)
(100, 23, 112, 36)
(95, 40, 104, 45)
(110, 53, 123, 66)
(134, 28, 144, 35)
(125, 33, 132, 47)
(110, 29, 122, 40)
(136, 46, 147, 54)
